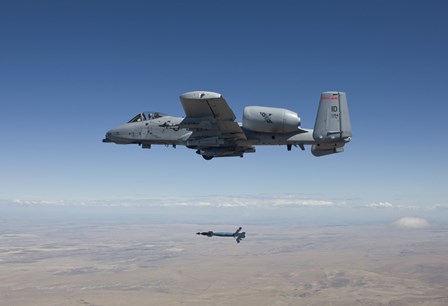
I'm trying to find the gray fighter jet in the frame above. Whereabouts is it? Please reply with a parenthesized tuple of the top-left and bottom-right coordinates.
(103, 91, 352, 160)
(197, 227, 246, 243)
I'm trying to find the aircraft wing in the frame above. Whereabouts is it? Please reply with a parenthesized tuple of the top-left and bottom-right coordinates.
(180, 91, 236, 120)
(178, 91, 255, 157)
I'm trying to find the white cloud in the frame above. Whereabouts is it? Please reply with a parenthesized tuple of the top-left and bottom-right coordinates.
(366, 202, 393, 208)
(159, 196, 335, 208)
(393, 217, 430, 229)
(271, 199, 333, 207)
(7, 195, 335, 208)
(12, 199, 66, 206)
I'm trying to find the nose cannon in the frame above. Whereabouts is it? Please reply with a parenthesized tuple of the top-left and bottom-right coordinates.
(102, 126, 134, 144)
(102, 131, 113, 143)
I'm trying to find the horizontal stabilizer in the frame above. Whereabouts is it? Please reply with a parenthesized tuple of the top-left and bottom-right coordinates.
(311, 144, 344, 157)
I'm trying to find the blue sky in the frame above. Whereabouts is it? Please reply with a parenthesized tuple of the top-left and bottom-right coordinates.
(1, 0, 447, 215)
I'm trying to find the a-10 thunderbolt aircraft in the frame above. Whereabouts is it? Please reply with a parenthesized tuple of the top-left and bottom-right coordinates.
(102, 91, 352, 160)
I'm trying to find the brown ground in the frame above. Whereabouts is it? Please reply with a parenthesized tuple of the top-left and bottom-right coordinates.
(1, 222, 447, 305)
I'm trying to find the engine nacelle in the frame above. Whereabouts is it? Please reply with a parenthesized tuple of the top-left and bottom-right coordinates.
(242, 106, 300, 133)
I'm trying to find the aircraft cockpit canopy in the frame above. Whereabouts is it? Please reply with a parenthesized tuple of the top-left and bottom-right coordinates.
(127, 112, 167, 123)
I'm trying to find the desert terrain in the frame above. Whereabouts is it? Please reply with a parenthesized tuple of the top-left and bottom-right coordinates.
(1, 213, 447, 305)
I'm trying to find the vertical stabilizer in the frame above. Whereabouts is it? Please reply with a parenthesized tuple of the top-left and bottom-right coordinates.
(312, 92, 352, 156)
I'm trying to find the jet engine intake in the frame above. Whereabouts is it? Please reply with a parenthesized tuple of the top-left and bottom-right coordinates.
(242, 106, 300, 133)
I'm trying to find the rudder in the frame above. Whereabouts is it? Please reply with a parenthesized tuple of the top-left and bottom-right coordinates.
(312, 92, 352, 156)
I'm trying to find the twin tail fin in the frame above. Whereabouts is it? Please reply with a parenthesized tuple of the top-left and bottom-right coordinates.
(312, 92, 352, 156)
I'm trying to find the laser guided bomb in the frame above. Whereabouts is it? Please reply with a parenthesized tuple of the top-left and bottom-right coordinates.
(196, 227, 246, 243)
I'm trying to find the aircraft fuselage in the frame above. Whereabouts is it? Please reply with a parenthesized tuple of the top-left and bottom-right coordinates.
(103, 115, 315, 147)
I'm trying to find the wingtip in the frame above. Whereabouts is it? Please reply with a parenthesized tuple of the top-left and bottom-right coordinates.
(180, 91, 222, 100)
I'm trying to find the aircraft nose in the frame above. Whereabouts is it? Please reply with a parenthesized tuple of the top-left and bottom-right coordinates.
(102, 136, 111, 143)
(102, 126, 133, 144)
(102, 130, 115, 143)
